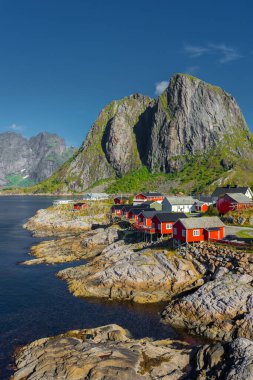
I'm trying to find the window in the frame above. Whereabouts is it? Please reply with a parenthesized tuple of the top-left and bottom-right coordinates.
(173, 228, 177, 235)
(182, 229, 186, 237)
(166, 223, 172, 229)
(193, 229, 200, 236)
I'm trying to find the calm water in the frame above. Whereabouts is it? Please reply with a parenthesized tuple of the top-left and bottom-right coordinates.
(0, 196, 199, 379)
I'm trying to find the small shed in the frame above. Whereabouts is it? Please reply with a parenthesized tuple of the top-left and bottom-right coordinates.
(114, 196, 129, 204)
(73, 202, 88, 210)
(173, 216, 225, 243)
(111, 204, 125, 216)
(194, 201, 209, 213)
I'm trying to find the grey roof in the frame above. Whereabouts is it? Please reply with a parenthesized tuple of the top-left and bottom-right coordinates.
(164, 196, 196, 205)
(177, 216, 225, 229)
(197, 196, 214, 203)
(225, 193, 253, 204)
(141, 200, 161, 205)
(131, 208, 156, 215)
(140, 210, 158, 218)
(194, 201, 206, 206)
(155, 212, 187, 222)
(212, 186, 252, 198)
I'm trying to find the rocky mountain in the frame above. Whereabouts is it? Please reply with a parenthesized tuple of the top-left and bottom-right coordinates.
(26, 74, 253, 194)
(0, 131, 76, 187)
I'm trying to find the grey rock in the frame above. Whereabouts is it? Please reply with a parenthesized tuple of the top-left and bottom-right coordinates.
(238, 216, 246, 225)
(57, 242, 203, 303)
(163, 273, 253, 341)
(147, 74, 248, 172)
(213, 266, 229, 279)
(11, 325, 253, 380)
(0, 131, 76, 186)
(196, 338, 253, 380)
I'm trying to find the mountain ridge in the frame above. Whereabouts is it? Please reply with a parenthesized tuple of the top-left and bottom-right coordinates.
(0, 131, 76, 188)
(13, 73, 253, 194)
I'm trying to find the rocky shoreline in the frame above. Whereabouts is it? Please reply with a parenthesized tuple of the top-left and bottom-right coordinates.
(23, 205, 110, 237)
(12, 324, 253, 380)
(13, 204, 253, 379)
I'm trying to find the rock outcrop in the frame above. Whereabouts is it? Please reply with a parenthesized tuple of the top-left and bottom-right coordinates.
(11, 324, 253, 380)
(52, 94, 153, 191)
(147, 74, 249, 172)
(58, 241, 203, 303)
(23, 206, 109, 237)
(0, 131, 76, 186)
(31, 73, 253, 193)
(11, 324, 198, 380)
(23, 227, 120, 265)
(163, 272, 253, 342)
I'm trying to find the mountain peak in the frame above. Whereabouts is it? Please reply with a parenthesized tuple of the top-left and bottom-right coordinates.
(27, 74, 253, 194)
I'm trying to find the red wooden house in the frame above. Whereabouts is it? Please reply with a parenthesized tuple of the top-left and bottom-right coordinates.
(137, 210, 157, 228)
(133, 192, 164, 205)
(173, 216, 225, 243)
(151, 212, 187, 235)
(73, 202, 88, 210)
(111, 204, 125, 216)
(216, 193, 253, 215)
(113, 196, 129, 204)
(122, 204, 150, 217)
(127, 208, 146, 222)
(125, 206, 150, 220)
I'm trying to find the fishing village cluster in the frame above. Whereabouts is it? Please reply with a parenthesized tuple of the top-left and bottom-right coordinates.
(55, 185, 253, 248)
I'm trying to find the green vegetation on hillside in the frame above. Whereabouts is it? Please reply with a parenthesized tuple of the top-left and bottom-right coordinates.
(4, 174, 35, 188)
(105, 149, 229, 194)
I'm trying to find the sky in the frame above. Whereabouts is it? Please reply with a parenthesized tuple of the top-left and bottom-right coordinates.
(0, 0, 252, 147)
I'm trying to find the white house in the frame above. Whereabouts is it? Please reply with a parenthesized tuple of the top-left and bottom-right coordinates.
(162, 196, 197, 213)
(83, 193, 110, 201)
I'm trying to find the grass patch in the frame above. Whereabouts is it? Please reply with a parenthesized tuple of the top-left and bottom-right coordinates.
(236, 230, 253, 239)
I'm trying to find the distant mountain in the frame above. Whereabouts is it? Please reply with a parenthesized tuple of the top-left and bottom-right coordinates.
(22, 74, 253, 194)
(0, 131, 76, 187)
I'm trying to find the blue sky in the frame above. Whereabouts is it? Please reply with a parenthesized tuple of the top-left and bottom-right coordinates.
(0, 0, 252, 147)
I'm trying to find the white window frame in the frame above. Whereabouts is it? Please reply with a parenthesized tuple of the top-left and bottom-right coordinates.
(166, 223, 172, 229)
(193, 229, 200, 236)
(173, 228, 177, 235)
(182, 229, 186, 237)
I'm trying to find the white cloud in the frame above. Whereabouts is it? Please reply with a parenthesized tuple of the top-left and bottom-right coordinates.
(184, 45, 209, 57)
(9, 123, 23, 132)
(155, 80, 169, 96)
(184, 43, 241, 63)
(209, 43, 241, 63)
(0, 123, 24, 132)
